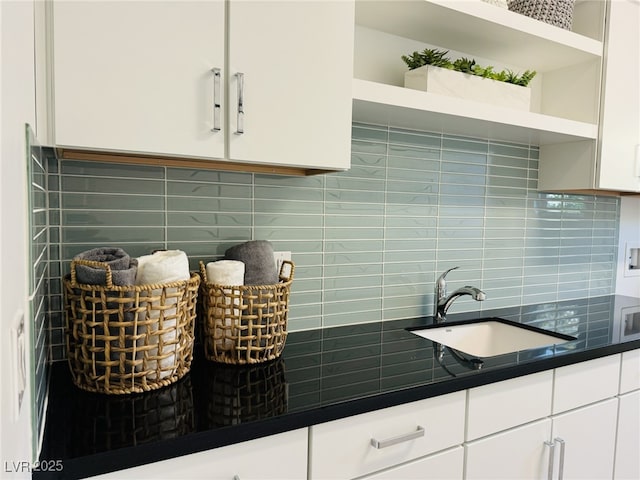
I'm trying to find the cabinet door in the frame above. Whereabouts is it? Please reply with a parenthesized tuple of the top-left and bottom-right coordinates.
(227, 0, 354, 170)
(88, 428, 308, 479)
(598, 0, 640, 192)
(615, 391, 640, 480)
(551, 399, 618, 480)
(363, 446, 463, 480)
(53, 1, 226, 159)
(465, 418, 552, 480)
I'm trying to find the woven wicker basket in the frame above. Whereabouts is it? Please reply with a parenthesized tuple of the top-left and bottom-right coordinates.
(64, 259, 200, 394)
(199, 260, 294, 365)
(508, 0, 574, 30)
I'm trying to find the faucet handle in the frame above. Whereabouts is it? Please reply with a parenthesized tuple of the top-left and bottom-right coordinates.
(437, 266, 460, 282)
(435, 266, 460, 298)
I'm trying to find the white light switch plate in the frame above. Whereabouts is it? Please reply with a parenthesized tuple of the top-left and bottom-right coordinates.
(10, 310, 26, 420)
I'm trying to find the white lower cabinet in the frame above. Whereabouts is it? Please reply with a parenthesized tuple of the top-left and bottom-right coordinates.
(465, 399, 618, 480)
(308, 391, 466, 479)
(465, 354, 622, 480)
(87, 428, 308, 479)
(615, 391, 640, 480)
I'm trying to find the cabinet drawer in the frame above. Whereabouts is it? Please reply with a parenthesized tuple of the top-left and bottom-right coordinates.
(89, 428, 308, 479)
(553, 354, 620, 414)
(467, 371, 553, 440)
(309, 391, 465, 479)
(620, 349, 640, 394)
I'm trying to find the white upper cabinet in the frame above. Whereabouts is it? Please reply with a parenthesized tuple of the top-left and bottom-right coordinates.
(53, 1, 226, 160)
(538, 0, 640, 193)
(51, 0, 354, 171)
(226, 1, 354, 170)
(596, 0, 640, 192)
(352, 0, 605, 146)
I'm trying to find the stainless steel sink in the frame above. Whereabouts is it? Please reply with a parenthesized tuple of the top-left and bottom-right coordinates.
(409, 318, 575, 358)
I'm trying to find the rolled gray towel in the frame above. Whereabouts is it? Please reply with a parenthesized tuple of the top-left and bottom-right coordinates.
(225, 240, 278, 285)
(73, 247, 138, 286)
(71, 248, 139, 374)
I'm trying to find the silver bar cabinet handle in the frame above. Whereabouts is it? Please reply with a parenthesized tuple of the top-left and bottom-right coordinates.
(554, 438, 566, 480)
(235, 72, 244, 135)
(211, 67, 221, 132)
(370, 426, 424, 449)
(545, 440, 556, 480)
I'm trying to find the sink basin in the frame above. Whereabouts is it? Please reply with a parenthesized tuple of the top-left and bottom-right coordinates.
(409, 318, 575, 358)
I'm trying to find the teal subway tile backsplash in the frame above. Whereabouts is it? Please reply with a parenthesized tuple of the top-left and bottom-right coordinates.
(27, 126, 51, 457)
(44, 123, 621, 361)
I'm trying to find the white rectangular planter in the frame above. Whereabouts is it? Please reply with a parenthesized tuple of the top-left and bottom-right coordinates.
(404, 65, 531, 111)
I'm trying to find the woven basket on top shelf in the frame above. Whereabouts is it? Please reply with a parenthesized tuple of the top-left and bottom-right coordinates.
(508, 0, 574, 30)
(199, 260, 294, 365)
(64, 259, 200, 395)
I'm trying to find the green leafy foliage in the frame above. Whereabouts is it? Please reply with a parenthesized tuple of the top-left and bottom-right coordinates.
(472, 65, 495, 79)
(401, 48, 452, 70)
(402, 48, 537, 87)
(514, 70, 537, 87)
(453, 57, 476, 74)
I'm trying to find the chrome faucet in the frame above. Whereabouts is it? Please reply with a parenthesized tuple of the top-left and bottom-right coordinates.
(434, 266, 486, 323)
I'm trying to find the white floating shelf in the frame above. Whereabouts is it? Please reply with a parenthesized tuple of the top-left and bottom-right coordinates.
(355, 0, 603, 72)
(352, 79, 599, 145)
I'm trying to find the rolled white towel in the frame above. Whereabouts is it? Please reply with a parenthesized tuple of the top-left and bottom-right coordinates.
(136, 250, 190, 285)
(205, 259, 245, 286)
(205, 260, 245, 352)
(135, 250, 191, 380)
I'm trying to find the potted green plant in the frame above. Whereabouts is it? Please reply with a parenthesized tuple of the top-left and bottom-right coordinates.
(402, 48, 536, 111)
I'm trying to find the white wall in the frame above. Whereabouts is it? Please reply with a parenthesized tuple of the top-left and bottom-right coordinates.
(616, 197, 640, 296)
(1, 0, 36, 477)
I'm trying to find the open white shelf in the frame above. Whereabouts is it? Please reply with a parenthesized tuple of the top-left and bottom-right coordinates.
(353, 0, 605, 148)
(352, 79, 599, 145)
(355, 0, 603, 73)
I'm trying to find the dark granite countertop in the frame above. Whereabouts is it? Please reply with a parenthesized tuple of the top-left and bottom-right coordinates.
(36, 295, 640, 479)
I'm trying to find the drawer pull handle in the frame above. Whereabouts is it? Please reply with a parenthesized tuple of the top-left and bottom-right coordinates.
(370, 426, 425, 449)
